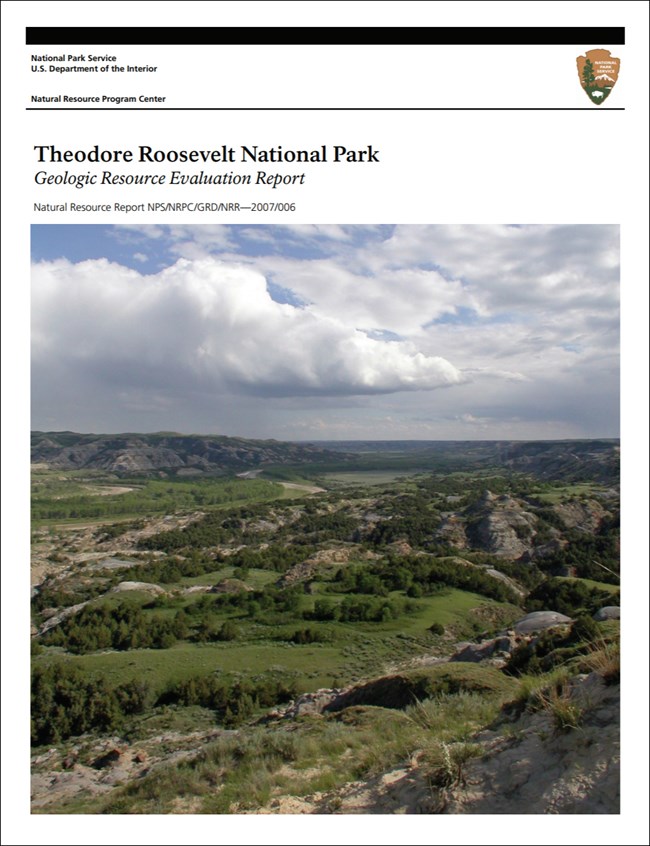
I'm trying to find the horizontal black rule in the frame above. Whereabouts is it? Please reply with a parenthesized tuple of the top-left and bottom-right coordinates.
(26, 26, 625, 46)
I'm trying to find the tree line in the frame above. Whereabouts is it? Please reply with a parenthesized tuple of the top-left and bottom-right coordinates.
(31, 663, 152, 745)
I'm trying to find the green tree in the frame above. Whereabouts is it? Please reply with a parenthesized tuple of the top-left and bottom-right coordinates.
(216, 620, 240, 641)
(582, 58, 595, 89)
(194, 618, 218, 642)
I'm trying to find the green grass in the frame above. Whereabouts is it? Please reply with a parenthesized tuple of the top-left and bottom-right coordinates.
(390, 589, 521, 637)
(100, 589, 166, 608)
(404, 662, 518, 699)
(531, 483, 605, 503)
(274, 484, 324, 501)
(44, 668, 518, 815)
(122, 705, 220, 742)
(178, 567, 278, 589)
(35, 641, 350, 693)
(31, 471, 287, 525)
(34, 588, 522, 702)
(258, 468, 323, 486)
(31, 581, 529, 815)
(301, 588, 519, 635)
(322, 470, 420, 486)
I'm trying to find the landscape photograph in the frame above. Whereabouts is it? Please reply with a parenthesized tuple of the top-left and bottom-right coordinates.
(29, 223, 620, 815)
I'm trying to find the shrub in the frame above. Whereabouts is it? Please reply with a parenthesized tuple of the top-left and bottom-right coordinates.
(41, 603, 181, 653)
(428, 622, 445, 636)
(158, 674, 297, 722)
(569, 614, 600, 645)
(216, 620, 240, 642)
(290, 627, 329, 644)
(31, 663, 151, 745)
(526, 577, 616, 617)
(310, 599, 340, 621)
(504, 627, 574, 676)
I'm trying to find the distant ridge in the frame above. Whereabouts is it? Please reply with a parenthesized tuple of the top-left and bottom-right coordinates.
(31, 432, 619, 483)
(31, 431, 349, 475)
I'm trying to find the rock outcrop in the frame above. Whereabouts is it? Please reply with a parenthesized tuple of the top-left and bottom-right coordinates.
(511, 610, 573, 635)
(110, 581, 166, 595)
(436, 515, 469, 549)
(449, 634, 519, 665)
(36, 601, 90, 636)
(551, 499, 609, 533)
(593, 606, 620, 621)
(268, 688, 344, 719)
(211, 578, 253, 594)
(465, 492, 537, 559)
(433, 674, 620, 814)
(255, 674, 620, 816)
(276, 546, 376, 588)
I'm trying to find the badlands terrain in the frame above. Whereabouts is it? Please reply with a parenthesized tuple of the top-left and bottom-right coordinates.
(30, 434, 620, 814)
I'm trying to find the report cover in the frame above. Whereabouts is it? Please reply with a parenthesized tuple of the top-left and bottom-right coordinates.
(2, 3, 648, 844)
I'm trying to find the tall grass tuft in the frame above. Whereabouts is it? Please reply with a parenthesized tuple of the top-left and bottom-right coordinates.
(538, 683, 584, 732)
(511, 666, 572, 713)
(424, 741, 483, 788)
(582, 637, 620, 685)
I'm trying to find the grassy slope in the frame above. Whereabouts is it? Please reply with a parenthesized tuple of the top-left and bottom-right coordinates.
(35, 589, 522, 695)
(530, 482, 605, 503)
(31, 470, 290, 524)
(35, 662, 522, 815)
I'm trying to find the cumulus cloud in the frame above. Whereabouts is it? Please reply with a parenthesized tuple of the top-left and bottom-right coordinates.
(31, 224, 620, 438)
(254, 259, 473, 336)
(122, 223, 619, 342)
(374, 224, 620, 315)
(31, 257, 463, 409)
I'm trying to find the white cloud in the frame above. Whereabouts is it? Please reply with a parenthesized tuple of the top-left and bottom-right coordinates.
(375, 224, 620, 315)
(135, 223, 618, 346)
(31, 225, 620, 438)
(256, 259, 473, 336)
(31, 257, 464, 410)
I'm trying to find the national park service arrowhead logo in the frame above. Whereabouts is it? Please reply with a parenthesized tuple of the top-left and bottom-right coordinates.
(576, 49, 620, 105)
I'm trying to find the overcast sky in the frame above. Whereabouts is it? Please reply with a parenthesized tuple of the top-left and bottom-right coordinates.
(31, 224, 619, 440)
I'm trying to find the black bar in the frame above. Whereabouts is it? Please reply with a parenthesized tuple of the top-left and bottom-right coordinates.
(26, 26, 625, 46)
(26, 107, 625, 112)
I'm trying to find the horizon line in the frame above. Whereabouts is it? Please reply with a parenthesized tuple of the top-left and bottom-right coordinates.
(31, 430, 621, 443)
